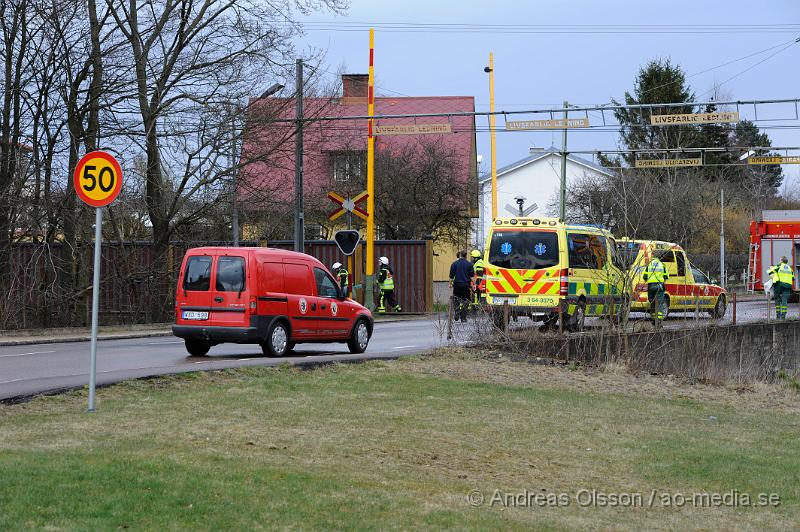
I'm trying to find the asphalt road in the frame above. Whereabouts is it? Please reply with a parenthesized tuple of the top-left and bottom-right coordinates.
(626, 298, 779, 328)
(0, 318, 446, 401)
(0, 299, 780, 401)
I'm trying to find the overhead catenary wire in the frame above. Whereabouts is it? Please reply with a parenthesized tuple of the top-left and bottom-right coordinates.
(261, 97, 800, 124)
(292, 21, 800, 35)
(697, 39, 799, 98)
(613, 36, 800, 101)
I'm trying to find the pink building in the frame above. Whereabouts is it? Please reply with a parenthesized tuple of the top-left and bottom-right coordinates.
(240, 74, 478, 238)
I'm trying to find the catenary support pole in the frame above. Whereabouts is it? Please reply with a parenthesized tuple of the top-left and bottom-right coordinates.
(559, 101, 568, 221)
(88, 207, 102, 412)
(232, 113, 240, 246)
(365, 28, 376, 310)
(488, 52, 497, 220)
(294, 58, 304, 253)
(720, 186, 725, 289)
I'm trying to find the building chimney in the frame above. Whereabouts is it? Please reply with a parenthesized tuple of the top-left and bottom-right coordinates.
(342, 74, 369, 98)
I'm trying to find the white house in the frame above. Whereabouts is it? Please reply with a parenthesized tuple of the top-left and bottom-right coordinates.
(475, 147, 615, 246)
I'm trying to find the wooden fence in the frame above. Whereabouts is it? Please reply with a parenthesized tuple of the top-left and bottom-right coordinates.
(2, 239, 433, 330)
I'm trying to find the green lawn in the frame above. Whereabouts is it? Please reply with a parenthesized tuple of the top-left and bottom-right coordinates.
(1, 353, 798, 530)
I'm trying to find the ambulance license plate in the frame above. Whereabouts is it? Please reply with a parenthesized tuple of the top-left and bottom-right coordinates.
(182, 311, 208, 320)
(492, 297, 517, 305)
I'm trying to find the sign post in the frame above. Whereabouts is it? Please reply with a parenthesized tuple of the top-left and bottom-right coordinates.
(73, 151, 122, 412)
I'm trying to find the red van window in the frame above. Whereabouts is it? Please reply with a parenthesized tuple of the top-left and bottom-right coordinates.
(183, 256, 212, 291)
(314, 267, 339, 298)
(260, 261, 285, 293)
(216, 257, 245, 292)
(283, 263, 313, 296)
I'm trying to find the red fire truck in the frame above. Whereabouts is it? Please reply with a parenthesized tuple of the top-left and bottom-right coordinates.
(748, 210, 800, 292)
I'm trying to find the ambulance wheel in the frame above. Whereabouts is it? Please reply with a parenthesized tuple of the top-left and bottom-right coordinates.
(539, 312, 558, 332)
(185, 339, 210, 357)
(662, 296, 670, 320)
(711, 295, 727, 319)
(347, 319, 370, 354)
(492, 308, 507, 332)
(261, 321, 289, 357)
(568, 300, 586, 332)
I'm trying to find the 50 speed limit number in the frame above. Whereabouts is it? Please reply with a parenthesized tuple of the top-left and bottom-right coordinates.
(74, 151, 122, 207)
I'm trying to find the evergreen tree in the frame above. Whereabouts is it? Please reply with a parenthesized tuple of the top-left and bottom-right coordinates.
(610, 58, 699, 168)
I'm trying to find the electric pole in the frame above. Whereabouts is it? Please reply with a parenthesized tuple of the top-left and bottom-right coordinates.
(486, 53, 497, 220)
(294, 59, 304, 253)
(720, 186, 725, 288)
(231, 112, 240, 246)
(559, 101, 568, 221)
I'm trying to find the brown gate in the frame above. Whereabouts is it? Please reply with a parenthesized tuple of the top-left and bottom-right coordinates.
(268, 239, 433, 313)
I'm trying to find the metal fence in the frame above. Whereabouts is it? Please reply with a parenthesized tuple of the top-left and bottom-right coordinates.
(1, 238, 433, 331)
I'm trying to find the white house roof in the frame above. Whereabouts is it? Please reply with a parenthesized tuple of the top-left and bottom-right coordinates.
(478, 147, 614, 183)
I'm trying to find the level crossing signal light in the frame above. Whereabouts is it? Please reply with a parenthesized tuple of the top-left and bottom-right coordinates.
(334, 230, 361, 256)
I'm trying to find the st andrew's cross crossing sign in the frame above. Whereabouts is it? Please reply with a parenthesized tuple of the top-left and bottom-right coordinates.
(328, 190, 369, 221)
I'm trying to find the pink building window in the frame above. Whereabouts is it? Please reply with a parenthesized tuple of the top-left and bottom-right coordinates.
(332, 152, 366, 182)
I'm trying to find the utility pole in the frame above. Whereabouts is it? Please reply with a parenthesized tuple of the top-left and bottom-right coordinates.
(365, 29, 376, 310)
(231, 112, 239, 246)
(720, 186, 725, 288)
(294, 59, 304, 253)
(485, 53, 497, 220)
(559, 101, 568, 221)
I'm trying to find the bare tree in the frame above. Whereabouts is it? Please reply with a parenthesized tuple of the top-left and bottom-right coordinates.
(104, 0, 344, 256)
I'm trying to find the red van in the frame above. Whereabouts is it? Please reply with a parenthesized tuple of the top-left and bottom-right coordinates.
(172, 247, 373, 357)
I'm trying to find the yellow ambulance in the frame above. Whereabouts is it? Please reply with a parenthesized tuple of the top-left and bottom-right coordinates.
(615, 239, 727, 319)
(483, 217, 629, 331)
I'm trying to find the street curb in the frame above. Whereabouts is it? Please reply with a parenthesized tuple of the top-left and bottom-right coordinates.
(0, 316, 432, 347)
(0, 330, 173, 347)
(0, 350, 431, 405)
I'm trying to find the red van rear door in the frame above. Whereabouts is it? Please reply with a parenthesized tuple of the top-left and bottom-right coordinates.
(178, 254, 213, 322)
(210, 254, 249, 326)
(282, 262, 319, 339)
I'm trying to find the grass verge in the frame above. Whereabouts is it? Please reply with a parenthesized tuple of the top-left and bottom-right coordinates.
(1, 350, 798, 530)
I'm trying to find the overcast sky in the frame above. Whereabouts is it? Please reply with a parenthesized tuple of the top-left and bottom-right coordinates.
(294, 0, 800, 188)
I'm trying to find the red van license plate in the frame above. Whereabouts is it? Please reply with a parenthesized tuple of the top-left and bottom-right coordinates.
(182, 311, 208, 320)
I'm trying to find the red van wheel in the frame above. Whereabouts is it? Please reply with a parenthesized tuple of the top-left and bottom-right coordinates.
(347, 320, 370, 354)
(261, 321, 289, 357)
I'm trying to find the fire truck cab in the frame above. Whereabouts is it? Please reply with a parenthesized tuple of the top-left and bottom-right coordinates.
(748, 210, 800, 293)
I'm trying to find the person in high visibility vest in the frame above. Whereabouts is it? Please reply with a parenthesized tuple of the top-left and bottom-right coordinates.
(331, 261, 349, 297)
(768, 256, 794, 320)
(377, 256, 401, 314)
(470, 249, 485, 307)
(643, 254, 669, 325)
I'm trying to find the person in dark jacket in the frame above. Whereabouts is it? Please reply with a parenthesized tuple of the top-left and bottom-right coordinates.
(449, 250, 474, 322)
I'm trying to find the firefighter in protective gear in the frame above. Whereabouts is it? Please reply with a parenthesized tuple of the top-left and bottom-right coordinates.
(643, 254, 669, 324)
(377, 256, 401, 314)
(331, 262, 349, 297)
(470, 249, 485, 307)
(768, 256, 794, 320)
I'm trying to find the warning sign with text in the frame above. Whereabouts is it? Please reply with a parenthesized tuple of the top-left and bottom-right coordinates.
(374, 123, 452, 135)
(650, 112, 739, 125)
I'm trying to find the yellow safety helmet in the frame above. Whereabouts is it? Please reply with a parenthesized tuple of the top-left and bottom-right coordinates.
(471, 249, 481, 259)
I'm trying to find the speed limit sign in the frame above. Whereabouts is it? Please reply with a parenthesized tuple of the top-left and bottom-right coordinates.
(73, 150, 123, 412)
(73, 151, 122, 207)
